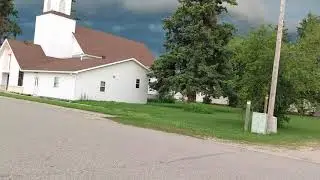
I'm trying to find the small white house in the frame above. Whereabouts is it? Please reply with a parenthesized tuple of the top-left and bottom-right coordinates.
(147, 78, 229, 105)
(0, 0, 154, 104)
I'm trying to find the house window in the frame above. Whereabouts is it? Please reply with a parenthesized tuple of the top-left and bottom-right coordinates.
(136, 79, 140, 89)
(53, 77, 60, 88)
(18, 71, 24, 86)
(100, 81, 106, 92)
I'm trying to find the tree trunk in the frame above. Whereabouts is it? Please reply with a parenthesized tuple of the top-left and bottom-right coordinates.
(187, 92, 196, 103)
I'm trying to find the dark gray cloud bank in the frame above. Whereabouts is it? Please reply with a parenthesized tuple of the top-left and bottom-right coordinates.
(14, 0, 320, 56)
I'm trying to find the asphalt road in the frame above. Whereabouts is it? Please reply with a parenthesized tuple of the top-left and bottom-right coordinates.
(1, 97, 320, 180)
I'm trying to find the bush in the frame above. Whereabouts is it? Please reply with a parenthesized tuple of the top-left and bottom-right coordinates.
(203, 96, 212, 104)
(147, 97, 175, 104)
(149, 102, 215, 114)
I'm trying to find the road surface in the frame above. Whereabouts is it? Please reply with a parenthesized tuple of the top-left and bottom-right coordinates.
(1, 97, 320, 179)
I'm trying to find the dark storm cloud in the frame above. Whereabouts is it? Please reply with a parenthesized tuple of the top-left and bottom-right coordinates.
(13, 0, 320, 56)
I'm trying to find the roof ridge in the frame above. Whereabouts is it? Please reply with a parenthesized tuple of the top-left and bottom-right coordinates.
(75, 25, 147, 46)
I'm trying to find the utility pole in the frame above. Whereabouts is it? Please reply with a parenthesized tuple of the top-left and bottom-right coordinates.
(267, 0, 287, 133)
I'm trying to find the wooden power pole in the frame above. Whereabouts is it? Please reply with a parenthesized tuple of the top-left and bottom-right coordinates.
(267, 0, 287, 133)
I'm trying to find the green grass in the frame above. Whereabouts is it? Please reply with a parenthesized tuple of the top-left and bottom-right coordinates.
(1, 92, 320, 146)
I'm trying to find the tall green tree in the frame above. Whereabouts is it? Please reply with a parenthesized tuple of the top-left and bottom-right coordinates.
(0, 0, 22, 44)
(230, 20, 320, 124)
(286, 18, 320, 114)
(297, 13, 320, 39)
(71, 0, 79, 20)
(229, 25, 295, 126)
(150, 0, 237, 102)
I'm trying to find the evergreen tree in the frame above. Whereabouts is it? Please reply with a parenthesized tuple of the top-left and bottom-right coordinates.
(0, 0, 22, 44)
(150, 0, 237, 102)
(71, 0, 79, 20)
(297, 13, 320, 38)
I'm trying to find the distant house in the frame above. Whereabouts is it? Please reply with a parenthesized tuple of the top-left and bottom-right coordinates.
(0, 0, 154, 104)
(148, 78, 229, 105)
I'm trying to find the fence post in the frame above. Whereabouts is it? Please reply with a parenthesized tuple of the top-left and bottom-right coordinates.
(264, 95, 269, 113)
(244, 101, 251, 132)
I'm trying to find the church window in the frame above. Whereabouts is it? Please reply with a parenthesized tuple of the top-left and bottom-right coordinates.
(136, 79, 140, 89)
(54, 77, 60, 88)
(18, 71, 24, 87)
(100, 81, 106, 92)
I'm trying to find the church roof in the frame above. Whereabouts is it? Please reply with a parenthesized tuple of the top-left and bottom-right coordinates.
(74, 26, 154, 67)
(42, 11, 73, 20)
(7, 40, 48, 70)
(7, 26, 154, 72)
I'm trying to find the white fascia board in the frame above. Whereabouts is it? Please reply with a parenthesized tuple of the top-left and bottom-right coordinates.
(20, 58, 150, 74)
(3, 39, 22, 71)
(74, 58, 150, 74)
(82, 54, 102, 59)
(21, 69, 74, 74)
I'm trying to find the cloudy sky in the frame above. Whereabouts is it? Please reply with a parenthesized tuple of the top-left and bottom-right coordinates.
(15, 0, 320, 56)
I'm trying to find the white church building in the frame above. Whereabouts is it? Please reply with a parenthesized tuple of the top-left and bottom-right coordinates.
(0, 0, 154, 104)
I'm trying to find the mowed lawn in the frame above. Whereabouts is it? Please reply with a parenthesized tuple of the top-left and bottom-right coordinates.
(1, 92, 320, 146)
(77, 101, 320, 146)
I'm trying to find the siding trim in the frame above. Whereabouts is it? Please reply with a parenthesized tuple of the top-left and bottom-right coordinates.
(1, 39, 22, 71)
(21, 58, 149, 74)
(75, 58, 149, 73)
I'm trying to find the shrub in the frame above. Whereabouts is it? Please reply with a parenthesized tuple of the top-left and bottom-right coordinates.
(147, 97, 175, 104)
(203, 96, 212, 104)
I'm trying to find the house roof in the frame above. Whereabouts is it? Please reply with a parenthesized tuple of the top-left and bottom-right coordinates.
(6, 26, 154, 72)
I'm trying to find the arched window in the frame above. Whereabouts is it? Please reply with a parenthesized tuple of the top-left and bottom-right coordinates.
(59, 0, 66, 13)
(46, 0, 51, 11)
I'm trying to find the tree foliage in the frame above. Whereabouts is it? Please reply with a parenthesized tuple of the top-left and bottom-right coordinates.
(286, 18, 320, 114)
(150, 0, 237, 102)
(0, 0, 22, 44)
(71, 0, 79, 20)
(297, 13, 320, 39)
(229, 13, 320, 126)
(228, 25, 297, 126)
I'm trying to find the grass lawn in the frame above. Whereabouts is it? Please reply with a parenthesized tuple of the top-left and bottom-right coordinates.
(1, 92, 320, 146)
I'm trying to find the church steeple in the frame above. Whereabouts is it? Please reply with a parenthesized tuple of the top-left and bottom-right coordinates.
(43, 0, 72, 15)
(34, 0, 76, 58)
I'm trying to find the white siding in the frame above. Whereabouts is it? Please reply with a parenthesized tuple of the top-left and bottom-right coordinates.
(34, 13, 76, 58)
(71, 34, 84, 57)
(148, 77, 229, 105)
(174, 92, 229, 105)
(196, 93, 229, 105)
(23, 72, 76, 100)
(0, 41, 21, 92)
(75, 61, 148, 104)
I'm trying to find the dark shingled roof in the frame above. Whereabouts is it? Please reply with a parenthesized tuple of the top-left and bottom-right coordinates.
(74, 26, 154, 67)
(8, 40, 48, 70)
(7, 26, 154, 72)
